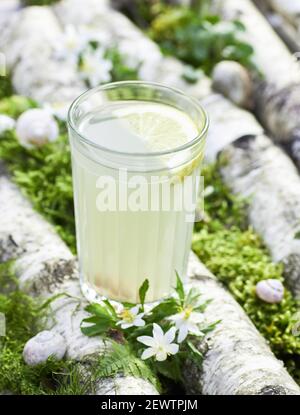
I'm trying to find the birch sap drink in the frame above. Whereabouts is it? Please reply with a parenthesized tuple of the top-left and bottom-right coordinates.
(68, 82, 208, 303)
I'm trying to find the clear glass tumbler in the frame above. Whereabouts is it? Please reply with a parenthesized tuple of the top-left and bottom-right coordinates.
(68, 81, 208, 303)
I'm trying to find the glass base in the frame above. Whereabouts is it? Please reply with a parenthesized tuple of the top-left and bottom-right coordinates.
(80, 279, 164, 308)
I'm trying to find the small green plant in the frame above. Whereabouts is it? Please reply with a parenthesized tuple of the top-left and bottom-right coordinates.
(149, 6, 254, 75)
(81, 274, 217, 388)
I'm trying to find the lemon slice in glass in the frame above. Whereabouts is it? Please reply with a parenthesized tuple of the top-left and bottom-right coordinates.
(116, 103, 198, 152)
(115, 102, 204, 180)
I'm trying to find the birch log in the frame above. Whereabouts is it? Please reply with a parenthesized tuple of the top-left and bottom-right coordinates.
(2, 0, 300, 393)
(0, 6, 157, 395)
(6, 1, 300, 307)
(211, 0, 300, 168)
(0, 170, 159, 395)
(1, 169, 299, 395)
(219, 133, 300, 298)
(0, 6, 85, 106)
(106, 0, 300, 295)
(254, 1, 300, 52)
(260, 0, 300, 39)
(185, 253, 300, 395)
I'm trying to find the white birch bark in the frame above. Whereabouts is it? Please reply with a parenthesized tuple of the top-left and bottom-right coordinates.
(211, 0, 300, 168)
(1, 169, 299, 394)
(261, 0, 300, 34)
(0, 6, 85, 106)
(185, 253, 300, 395)
(1, 0, 300, 393)
(219, 134, 300, 298)
(52, 0, 211, 99)
(253, 0, 300, 52)
(0, 170, 159, 395)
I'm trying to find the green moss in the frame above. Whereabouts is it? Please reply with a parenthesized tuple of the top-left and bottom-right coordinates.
(0, 261, 94, 395)
(0, 128, 76, 251)
(0, 95, 37, 118)
(21, 0, 59, 5)
(0, 93, 299, 385)
(193, 164, 300, 378)
(0, 76, 14, 100)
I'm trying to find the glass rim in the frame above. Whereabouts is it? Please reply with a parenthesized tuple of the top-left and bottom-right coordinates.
(67, 80, 209, 158)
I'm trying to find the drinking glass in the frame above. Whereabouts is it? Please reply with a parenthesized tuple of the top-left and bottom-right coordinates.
(68, 81, 208, 303)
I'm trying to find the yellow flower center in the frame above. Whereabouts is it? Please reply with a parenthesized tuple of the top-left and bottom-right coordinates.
(183, 306, 193, 320)
(120, 309, 134, 323)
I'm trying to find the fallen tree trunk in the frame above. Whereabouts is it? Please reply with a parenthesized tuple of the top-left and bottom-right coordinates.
(219, 133, 300, 298)
(1, 169, 299, 395)
(0, 6, 85, 105)
(253, 1, 300, 52)
(199, 93, 300, 298)
(185, 253, 300, 395)
(211, 0, 300, 169)
(260, 0, 300, 35)
(0, 170, 159, 395)
(2, 1, 300, 393)
(0, 6, 158, 395)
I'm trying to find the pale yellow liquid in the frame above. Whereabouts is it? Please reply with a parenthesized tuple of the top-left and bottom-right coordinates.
(71, 101, 202, 303)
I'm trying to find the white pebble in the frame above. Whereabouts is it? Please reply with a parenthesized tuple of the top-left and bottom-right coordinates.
(23, 330, 66, 366)
(0, 114, 15, 134)
(256, 279, 284, 304)
(16, 108, 59, 149)
(212, 60, 253, 109)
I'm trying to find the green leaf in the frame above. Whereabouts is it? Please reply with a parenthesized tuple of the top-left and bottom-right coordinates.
(85, 303, 111, 318)
(94, 341, 161, 391)
(80, 317, 112, 337)
(139, 279, 149, 308)
(81, 302, 117, 337)
(175, 271, 185, 306)
(187, 341, 203, 361)
(102, 299, 118, 319)
(294, 230, 300, 239)
(147, 298, 178, 323)
(155, 357, 182, 382)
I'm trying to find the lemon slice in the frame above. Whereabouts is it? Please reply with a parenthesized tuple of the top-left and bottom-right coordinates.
(115, 102, 204, 181)
(115, 103, 198, 152)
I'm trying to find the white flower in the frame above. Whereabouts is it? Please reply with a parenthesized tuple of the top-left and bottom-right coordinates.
(80, 26, 111, 49)
(168, 307, 205, 343)
(138, 323, 179, 361)
(79, 45, 112, 87)
(54, 25, 85, 64)
(0, 114, 15, 134)
(43, 101, 71, 122)
(16, 109, 59, 149)
(116, 305, 145, 329)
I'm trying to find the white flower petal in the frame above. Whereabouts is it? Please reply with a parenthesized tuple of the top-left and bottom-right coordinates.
(141, 347, 156, 360)
(130, 305, 140, 316)
(178, 325, 189, 343)
(155, 349, 168, 362)
(165, 326, 177, 344)
(133, 318, 145, 327)
(137, 335, 156, 347)
(152, 323, 164, 342)
(166, 343, 179, 355)
(120, 322, 132, 329)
